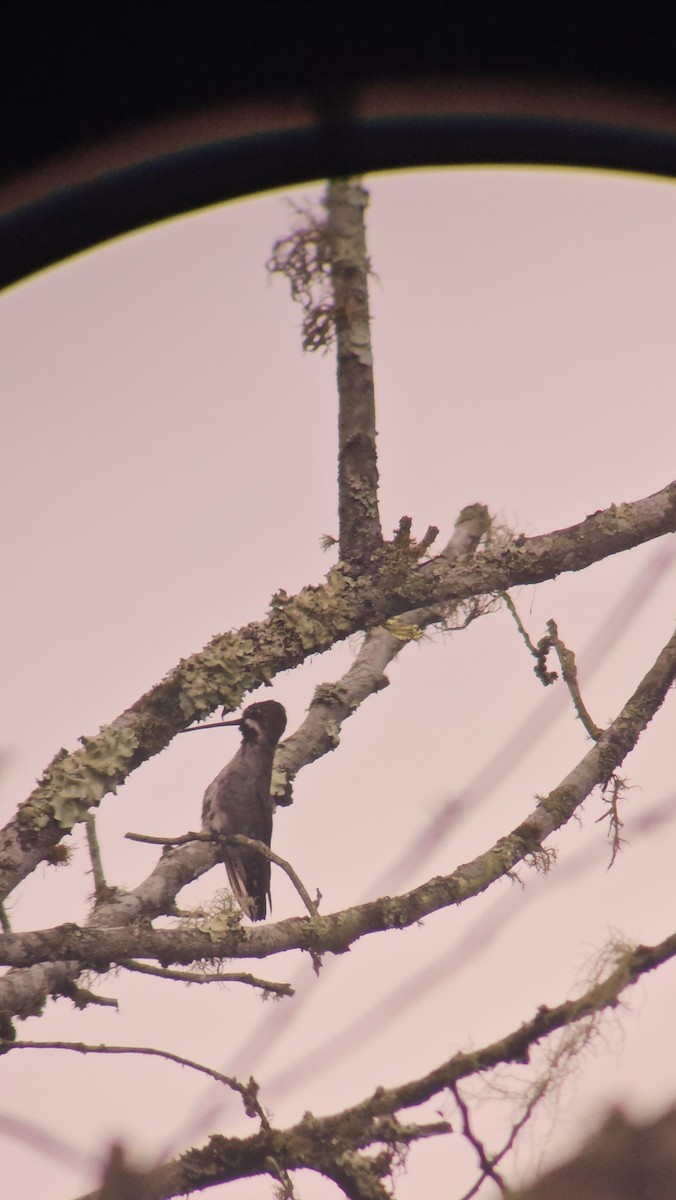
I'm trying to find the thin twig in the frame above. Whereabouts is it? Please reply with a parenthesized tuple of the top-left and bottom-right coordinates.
(502, 592, 557, 685)
(126, 829, 319, 917)
(4, 1041, 269, 1123)
(451, 1082, 507, 1196)
(457, 1080, 548, 1200)
(120, 959, 293, 996)
(546, 619, 603, 740)
(596, 773, 629, 867)
(264, 1156, 298, 1200)
(125, 830, 208, 846)
(57, 980, 118, 1011)
(85, 814, 108, 900)
(502, 592, 540, 655)
(227, 835, 320, 918)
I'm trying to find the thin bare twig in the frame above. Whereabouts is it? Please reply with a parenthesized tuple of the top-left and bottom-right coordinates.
(3, 1040, 269, 1124)
(502, 592, 557, 686)
(56, 979, 118, 1011)
(125, 830, 208, 846)
(85, 814, 109, 900)
(125, 830, 319, 917)
(455, 1079, 548, 1200)
(546, 619, 603, 740)
(452, 1082, 507, 1196)
(119, 959, 293, 996)
(502, 592, 540, 656)
(227, 835, 320, 918)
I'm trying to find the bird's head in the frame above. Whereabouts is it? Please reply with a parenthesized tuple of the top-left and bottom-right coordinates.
(183, 699, 287, 746)
(238, 700, 287, 746)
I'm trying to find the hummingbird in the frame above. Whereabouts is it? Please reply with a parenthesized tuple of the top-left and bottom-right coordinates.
(198, 700, 287, 921)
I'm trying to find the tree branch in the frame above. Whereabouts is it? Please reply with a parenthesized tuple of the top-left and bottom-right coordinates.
(274, 503, 491, 802)
(124, 831, 320, 917)
(84, 815, 110, 901)
(2, 617, 675, 1006)
(545, 619, 603, 740)
(119, 960, 293, 996)
(73, 933, 676, 1200)
(0, 1041, 268, 1121)
(452, 1081, 507, 1195)
(2, 480, 675, 907)
(325, 178, 382, 566)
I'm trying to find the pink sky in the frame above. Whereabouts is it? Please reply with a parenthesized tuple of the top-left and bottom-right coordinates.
(2, 167, 676, 1198)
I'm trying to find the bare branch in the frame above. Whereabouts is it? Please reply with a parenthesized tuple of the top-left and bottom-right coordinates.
(275, 503, 491, 801)
(331, 933, 676, 1121)
(124, 830, 208, 846)
(125, 830, 319, 918)
(325, 178, 382, 565)
(72, 933, 676, 1200)
(452, 1081, 507, 1195)
(55, 980, 118, 1011)
(226, 834, 320, 918)
(119, 960, 293, 996)
(3, 618, 674, 992)
(545, 619, 603, 740)
(85, 814, 109, 901)
(77, 1111, 449, 1200)
(503, 592, 559, 685)
(2, 479, 675, 905)
(2, 1040, 268, 1123)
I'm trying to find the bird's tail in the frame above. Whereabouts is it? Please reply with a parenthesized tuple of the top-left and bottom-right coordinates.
(222, 845, 269, 922)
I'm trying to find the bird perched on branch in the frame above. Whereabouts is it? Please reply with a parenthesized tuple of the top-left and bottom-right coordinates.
(198, 700, 287, 921)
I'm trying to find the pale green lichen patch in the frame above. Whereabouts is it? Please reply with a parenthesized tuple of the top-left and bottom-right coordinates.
(383, 619, 424, 642)
(323, 719, 341, 748)
(269, 569, 357, 650)
(177, 638, 257, 720)
(175, 569, 359, 728)
(311, 682, 350, 708)
(270, 766, 289, 798)
(22, 725, 139, 831)
(198, 908, 243, 941)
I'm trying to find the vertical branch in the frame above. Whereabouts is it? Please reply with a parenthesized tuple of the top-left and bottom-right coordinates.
(85, 815, 109, 902)
(324, 178, 382, 566)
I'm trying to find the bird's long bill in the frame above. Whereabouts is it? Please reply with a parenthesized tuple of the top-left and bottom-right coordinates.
(181, 719, 242, 733)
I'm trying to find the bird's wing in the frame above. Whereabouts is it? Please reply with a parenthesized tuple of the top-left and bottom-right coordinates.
(223, 777, 273, 921)
(201, 762, 273, 922)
